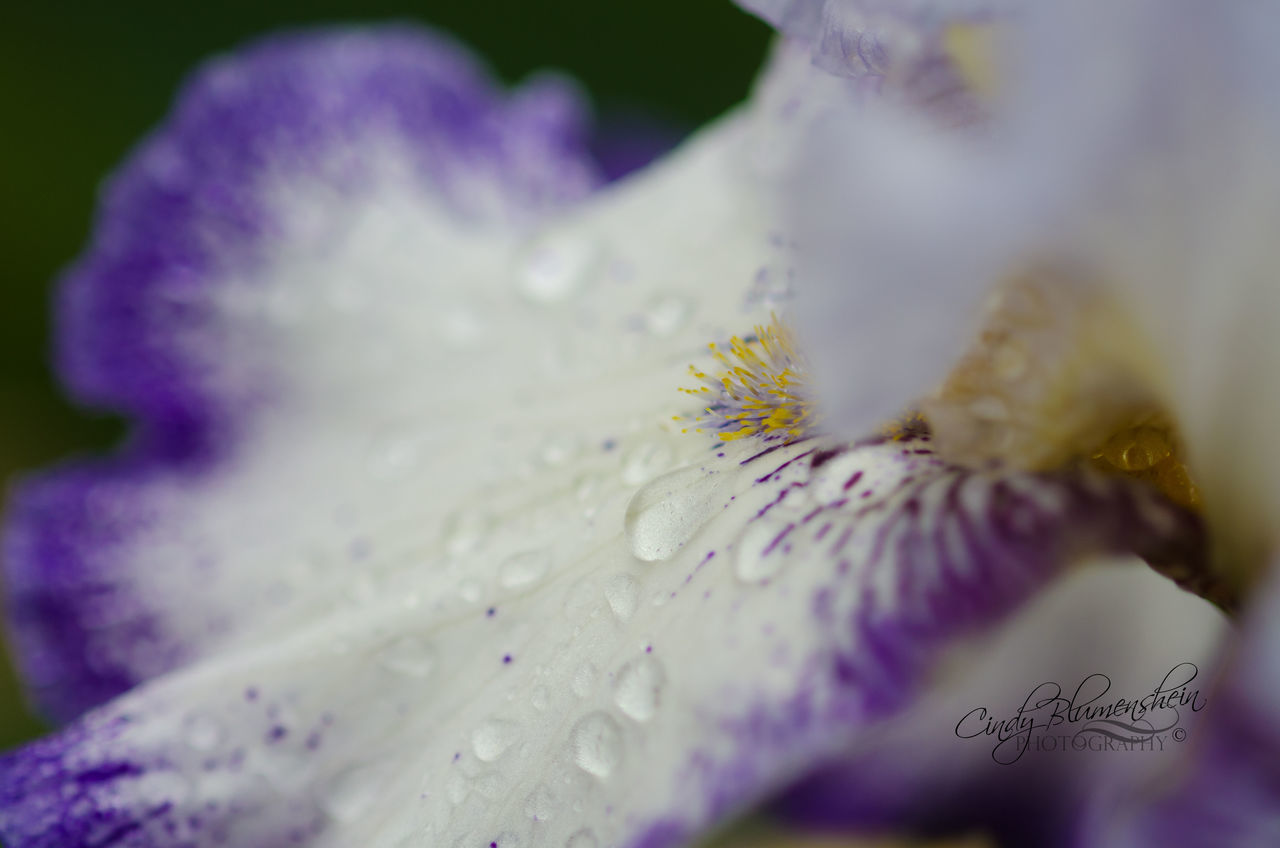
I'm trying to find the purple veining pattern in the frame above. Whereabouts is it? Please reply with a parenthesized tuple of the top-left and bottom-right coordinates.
(627, 433, 1207, 848)
(3, 25, 601, 726)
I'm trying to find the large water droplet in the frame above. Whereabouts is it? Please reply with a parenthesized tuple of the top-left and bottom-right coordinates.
(472, 719, 518, 762)
(613, 656, 666, 722)
(734, 520, 791, 583)
(571, 712, 623, 778)
(620, 441, 676, 486)
(624, 465, 726, 562)
(320, 764, 387, 822)
(604, 574, 640, 621)
(517, 232, 599, 303)
(499, 549, 551, 588)
(376, 635, 437, 677)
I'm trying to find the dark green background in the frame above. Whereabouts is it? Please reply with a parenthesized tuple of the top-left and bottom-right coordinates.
(0, 2, 770, 749)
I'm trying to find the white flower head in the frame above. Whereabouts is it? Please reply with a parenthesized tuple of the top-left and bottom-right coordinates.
(0, 8, 1245, 848)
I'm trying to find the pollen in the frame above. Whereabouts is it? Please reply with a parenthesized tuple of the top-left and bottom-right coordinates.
(679, 315, 813, 444)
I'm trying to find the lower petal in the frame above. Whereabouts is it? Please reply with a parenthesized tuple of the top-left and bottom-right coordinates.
(0, 432, 1213, 848)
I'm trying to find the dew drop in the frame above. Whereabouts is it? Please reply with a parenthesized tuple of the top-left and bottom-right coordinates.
(445, 509, 493, 556)
(620, 441, 676, 486)
(604, 574, 640, 621)
(571, 712, 623, 778)
(624, 465, 726, 562)
(458, 579, 484, 603)
(566, 830, 599, 848)
(472, 719, 518, 762)
(365, 431, 421, 479)
(643, 294, 693, 336)
(613, 656, 666, 722)
(539, 434, 581, 466)
(181, 712, 224, 752)
(446, 772, 472, 805)
(499, 549, 552, 588)
(734, 519, 791, 583)
(531, 686, 551, 711)
(320, 764, 387, 823)
(376, 635, 437, 677)
(517, 232, 599, 303)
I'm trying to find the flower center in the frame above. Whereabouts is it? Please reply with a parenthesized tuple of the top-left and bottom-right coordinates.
(1088, 416, 1199, 509)
(680, 315, 813, 444)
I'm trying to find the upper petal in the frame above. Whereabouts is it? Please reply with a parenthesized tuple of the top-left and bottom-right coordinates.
(56, 25, 599, 460)
(6, 24, 608, 724)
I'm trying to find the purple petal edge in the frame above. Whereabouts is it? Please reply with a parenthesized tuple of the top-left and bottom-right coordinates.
(4, 24, 602, 726)
(56, 24, 599, 462)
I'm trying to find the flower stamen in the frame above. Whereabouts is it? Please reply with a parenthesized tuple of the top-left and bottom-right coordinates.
(678, 315, 813, 444)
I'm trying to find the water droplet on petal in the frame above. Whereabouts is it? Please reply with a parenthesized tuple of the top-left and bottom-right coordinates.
(182, 712, 224, 751)
(614, 656, 666, 722)
(531, 686, 551, 711)
(624, 465, 725, 562)
(571, 712, 623, 778)
(445, 510, 493, 556)
(472, 719, 518, 762)
(620, 441, 676, 486)
(499, 549, 552, 588)
(643, 294, 693, 336)
(320, 764, 387, 822)
(604, 574, 640, 621)
(539, 434, 581, 466)
(376, 635, 437, 677)
(734, 520, 791, 583)
(517, 232, 599, 303)
(365, 431, 421, 479)
(458, 579, 484, 603)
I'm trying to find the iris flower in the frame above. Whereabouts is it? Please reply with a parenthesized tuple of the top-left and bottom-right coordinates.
(0, 2, 1273, 847)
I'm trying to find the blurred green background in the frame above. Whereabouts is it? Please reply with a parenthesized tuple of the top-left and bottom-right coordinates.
(0, 2, 770, 749)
